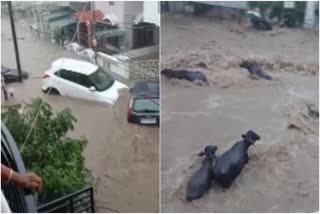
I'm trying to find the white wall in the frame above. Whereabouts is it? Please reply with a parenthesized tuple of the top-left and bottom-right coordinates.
(94, 1, 143, 49)
(143, 1, 160, 26)
(304, 1, 317, 29)
(124, 2, 143, 49)
(95, 1, 143, 28)
(124, 1, 143, 21)
(95, 1, 126, 28)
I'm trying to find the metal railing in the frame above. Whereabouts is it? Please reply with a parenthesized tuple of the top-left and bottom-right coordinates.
(37, 186, 95, 213)
(1, 122, 38, 213)
(1, 122, 95, 213)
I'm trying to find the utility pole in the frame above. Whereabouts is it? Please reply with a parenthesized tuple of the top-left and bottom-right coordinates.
(7, 1, 23, 82)
(91, 1, 97, 64)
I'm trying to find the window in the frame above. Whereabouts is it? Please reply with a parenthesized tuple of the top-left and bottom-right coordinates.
(133, 98, 159, 112)
(132, 23, 155, 49)
(56, 70, 92, 88)
(56, 69, 77, 83)
(88, 68, 115, 91)
(77, 74, 93, 88)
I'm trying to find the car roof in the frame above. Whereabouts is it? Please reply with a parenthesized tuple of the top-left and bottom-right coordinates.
(51, 58, 98, 75)
(132, 80, 159, 97)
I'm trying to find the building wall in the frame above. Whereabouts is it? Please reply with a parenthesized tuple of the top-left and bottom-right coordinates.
(95, 1, 126, 28)
(153, 26, 159, 45)
(164, 1, 247, 23)
(199, 1, 247, 9)
(124, 1, 143, 21)
(168, 2, 185, 13)
(304, 1, 318, 29)
(124, 1, 143, 49)
(205, 5, 246, 22)
(165, 1, 248, 13)
(95, 1, 143, 49)
(29, 2, 75, 38)
(143, 1, 160, 26)
(69, 2, 89, 12)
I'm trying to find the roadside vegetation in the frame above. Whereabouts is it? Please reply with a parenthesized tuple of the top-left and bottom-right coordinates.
(2, 98, 91, 203)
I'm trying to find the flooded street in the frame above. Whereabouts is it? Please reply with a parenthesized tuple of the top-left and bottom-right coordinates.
(1, 18, 159, 212)
(1, 4, 319, 213)
(161, 14, 319, 212)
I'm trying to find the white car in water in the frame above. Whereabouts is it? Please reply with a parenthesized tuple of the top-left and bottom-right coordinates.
(42, 58, 128, 104)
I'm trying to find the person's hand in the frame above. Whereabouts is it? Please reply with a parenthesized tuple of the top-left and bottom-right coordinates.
(17, 172, 43, 192)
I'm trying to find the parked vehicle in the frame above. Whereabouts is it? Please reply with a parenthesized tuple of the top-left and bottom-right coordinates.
(42, 58, 128, 104)
(127, 80, 160, 125)
(1, 65, 28, 83)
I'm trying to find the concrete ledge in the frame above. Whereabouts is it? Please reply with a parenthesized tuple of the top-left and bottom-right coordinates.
(127, 45, 159, 59)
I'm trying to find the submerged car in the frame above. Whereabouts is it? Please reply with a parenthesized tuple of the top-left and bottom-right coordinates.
(1, 65, 28, 83)
(127, 80, 159, 125)
(42, 58, 128, 104)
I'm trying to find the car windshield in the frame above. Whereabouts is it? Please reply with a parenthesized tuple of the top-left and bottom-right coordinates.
(133, 98, 159, 113)
(88, 68, 115, 91)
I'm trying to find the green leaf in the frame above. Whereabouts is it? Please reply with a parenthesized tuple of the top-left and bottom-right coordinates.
(3, 98, 92, 203)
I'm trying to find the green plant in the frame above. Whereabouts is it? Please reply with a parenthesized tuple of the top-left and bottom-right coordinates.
(2, 98, 91, 203)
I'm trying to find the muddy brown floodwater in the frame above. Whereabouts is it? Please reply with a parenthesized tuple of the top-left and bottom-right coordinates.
(1, 17, 159, 212)
(161, 13, 319, 212)
(53, 92, 160, 213)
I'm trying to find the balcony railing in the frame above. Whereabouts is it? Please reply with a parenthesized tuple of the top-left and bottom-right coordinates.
(1, 121, 95, 213)
(1, 121, 37, 213)
(37, 186, 95, 213)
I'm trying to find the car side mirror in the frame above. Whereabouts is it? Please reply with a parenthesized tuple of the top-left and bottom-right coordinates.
(89, 86, 96, 92)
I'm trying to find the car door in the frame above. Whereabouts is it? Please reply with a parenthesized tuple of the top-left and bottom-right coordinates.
(72, 73, 97, 101)
(55, 69, 81, 98)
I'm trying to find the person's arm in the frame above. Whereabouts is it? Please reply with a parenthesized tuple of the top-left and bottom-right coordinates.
(1, 164, 43, 192)
(1, 164, 13, 181)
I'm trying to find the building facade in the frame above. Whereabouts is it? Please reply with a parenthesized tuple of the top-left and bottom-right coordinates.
(95, 1, 153, 50)
(161, 1, 248, 24)
(304, 1, 318, 29)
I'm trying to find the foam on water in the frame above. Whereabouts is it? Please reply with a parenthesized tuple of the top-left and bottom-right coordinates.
(161, 50, 318, 213)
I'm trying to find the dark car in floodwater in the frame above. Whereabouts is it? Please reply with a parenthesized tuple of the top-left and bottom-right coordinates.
(127, 80, 159, 125)
(1, 65, 28, 83)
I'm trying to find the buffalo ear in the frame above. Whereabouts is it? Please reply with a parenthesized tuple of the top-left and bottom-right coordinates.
(198, 151, 205, 156)
(241, 134, 246, 139)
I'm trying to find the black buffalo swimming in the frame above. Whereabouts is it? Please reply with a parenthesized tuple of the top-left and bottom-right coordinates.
(161, 69, 209, 85)
(186, 145, 218, 201)
(239, 61, 272, 80)
(213, 130, 260, 189)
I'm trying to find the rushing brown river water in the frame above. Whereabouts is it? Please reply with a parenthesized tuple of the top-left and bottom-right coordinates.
(161, 13, 319, 212)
